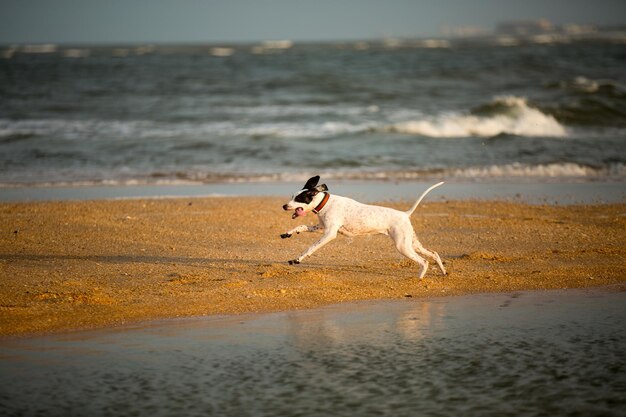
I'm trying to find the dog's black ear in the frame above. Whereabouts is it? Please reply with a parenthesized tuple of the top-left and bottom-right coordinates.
(315, 184, 328, 192)
(303, 176, 320, 190)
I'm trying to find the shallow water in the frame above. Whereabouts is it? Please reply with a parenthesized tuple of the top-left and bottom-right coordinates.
(1, 287, 625, 417)
(1, 180, 624, 204)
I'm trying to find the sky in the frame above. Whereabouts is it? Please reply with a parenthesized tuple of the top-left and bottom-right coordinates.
(1, 0, 625, 44)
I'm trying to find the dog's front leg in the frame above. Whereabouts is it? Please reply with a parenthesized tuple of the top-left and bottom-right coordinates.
(288, 228, 337, 265)
(280, 224, 322, 239)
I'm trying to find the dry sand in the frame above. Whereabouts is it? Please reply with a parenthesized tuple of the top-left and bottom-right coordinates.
(1, 196, 625, 337)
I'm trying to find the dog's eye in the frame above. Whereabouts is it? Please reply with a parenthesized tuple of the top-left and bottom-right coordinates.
(293, 189, 316, 204)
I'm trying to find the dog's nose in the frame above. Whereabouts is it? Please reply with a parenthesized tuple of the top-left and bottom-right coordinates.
(282, 204, 289, 211)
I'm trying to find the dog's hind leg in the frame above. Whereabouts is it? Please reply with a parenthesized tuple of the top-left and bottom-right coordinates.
(391, 229, 429, 279)
(413, 236, 446, 275)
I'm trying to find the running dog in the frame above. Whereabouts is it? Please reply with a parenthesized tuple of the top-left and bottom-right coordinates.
(281, 176, 446, 279)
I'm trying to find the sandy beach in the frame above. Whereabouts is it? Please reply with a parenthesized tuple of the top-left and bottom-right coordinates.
(1, 196, 625, 337)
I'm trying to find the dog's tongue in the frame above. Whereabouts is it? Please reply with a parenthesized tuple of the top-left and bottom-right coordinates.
(292, 207, 306, 219)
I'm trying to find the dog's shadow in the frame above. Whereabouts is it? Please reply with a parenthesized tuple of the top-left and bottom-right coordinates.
(0, 253, 270, 269)
(2, 253, 454, 280)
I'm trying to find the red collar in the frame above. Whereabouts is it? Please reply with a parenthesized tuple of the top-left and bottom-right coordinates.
(312, 192, 330, 214)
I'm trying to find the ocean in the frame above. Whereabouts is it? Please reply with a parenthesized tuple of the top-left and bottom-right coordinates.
(1, 40, 625, 187)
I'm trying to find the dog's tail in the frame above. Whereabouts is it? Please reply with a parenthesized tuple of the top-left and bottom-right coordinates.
(406, 181, 445, 216)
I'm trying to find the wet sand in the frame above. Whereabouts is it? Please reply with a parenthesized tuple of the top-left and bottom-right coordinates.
(1, 196, 625, 337)
(2, 288, 624, 416)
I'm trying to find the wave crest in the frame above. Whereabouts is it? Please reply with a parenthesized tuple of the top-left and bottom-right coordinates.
(2, 163, 621, 188)
(553, 76, 626, 97)
(385, 96, 567, 138)
(321, 163, 625, 181)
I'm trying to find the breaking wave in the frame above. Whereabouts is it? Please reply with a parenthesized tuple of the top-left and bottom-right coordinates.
(2, 163, 623, 188)
(0, 118, 376, 141)
(550, 76, 626, 97)
(384, 96, 567, 138)
(447, 162, 625, 179)
(544, 77, 626, 128)
(0, 97, 569, 142)
(317, 163, 626, 181)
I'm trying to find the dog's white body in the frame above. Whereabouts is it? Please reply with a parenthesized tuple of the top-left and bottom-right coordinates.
(282, 178, 446, 279)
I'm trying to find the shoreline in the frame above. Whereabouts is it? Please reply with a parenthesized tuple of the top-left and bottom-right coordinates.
(1, 196, 625, 337)
(1, 180, 625, 204)
(7, 284, 624, 341)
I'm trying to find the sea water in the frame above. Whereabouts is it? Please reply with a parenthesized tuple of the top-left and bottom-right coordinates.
(1, 287, 624, 417)
(1, 41, 625, 187)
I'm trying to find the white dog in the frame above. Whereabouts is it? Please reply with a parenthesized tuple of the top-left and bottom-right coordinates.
(281, 176, 446, 279)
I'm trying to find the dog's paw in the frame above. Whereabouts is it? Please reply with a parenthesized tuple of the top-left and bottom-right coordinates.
(288, 259, 300, 265)
(280, 233, 292, 239)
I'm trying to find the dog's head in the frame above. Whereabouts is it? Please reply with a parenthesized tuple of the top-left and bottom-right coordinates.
(282, 175, 328, 219)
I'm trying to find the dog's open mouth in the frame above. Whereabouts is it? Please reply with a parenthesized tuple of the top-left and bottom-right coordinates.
(292, 207, 306, 219)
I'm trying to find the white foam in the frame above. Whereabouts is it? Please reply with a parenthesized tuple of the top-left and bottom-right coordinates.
(385, 96, 567, 138)
(268, 163, 625, 183)
(448, 162, 625, 179)
(3, 162, 621, 189)
(389, 163, 624, 180)
(217, 104, 379, 117)
(0, 117, 377, 141)
(235, 121, 377, 139)
(559, 76, 626, 95)
(0, 119, 155, 139)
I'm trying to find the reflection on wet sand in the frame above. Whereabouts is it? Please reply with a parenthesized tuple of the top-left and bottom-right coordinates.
(286, 299, 449, 350)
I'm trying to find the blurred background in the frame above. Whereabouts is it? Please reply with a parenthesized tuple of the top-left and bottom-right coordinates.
(1, 0, 625, 187)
